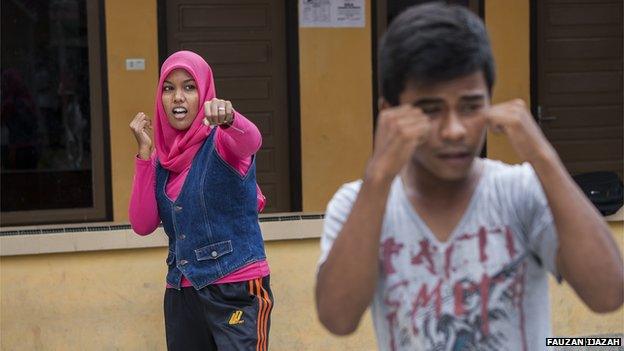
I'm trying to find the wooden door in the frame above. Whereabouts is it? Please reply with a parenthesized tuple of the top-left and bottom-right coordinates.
(535, 0, 623, 178)
(165, 0, 292, 211)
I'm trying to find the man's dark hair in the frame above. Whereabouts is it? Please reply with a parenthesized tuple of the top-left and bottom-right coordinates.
(379, 3, 495, 106)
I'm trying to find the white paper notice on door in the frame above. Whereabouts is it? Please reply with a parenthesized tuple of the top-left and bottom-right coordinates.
(299, 0, 365, 28)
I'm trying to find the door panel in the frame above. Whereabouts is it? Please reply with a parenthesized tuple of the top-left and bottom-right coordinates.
(536, 0, 623, 178)
(165, 0, 292, 212)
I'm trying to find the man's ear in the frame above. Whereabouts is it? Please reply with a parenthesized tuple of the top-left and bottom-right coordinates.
(378, 97, 391, 111)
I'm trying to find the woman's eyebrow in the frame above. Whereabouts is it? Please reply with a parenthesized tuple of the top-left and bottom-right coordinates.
(162, 79, 195, 84)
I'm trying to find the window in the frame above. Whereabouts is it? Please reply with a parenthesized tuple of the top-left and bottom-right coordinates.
(1, 0, 109, 226)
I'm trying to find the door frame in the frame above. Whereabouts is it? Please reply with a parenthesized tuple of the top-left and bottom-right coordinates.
(529, 0, 538, 120)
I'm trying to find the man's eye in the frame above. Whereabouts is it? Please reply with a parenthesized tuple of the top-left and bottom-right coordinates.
(422, 107, 442, 115)
(185, 84, 196, 90)
(163, 85, 173, 91)
(460, 104, 483, 114)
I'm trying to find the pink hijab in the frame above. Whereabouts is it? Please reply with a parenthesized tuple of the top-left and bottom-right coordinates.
(154, 51, 214, 173)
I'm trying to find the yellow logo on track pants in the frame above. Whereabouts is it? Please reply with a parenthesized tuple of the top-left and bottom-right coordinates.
(228, 310, 244, 325)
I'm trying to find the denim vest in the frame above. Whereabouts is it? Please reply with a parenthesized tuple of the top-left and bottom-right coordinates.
(155, 128, 266, 290)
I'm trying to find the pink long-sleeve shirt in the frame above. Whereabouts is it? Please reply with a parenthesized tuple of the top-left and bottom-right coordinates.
(129, 112, 270, 288)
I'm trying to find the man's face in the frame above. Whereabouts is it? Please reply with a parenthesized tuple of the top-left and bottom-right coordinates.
(398, 72, 489, 181)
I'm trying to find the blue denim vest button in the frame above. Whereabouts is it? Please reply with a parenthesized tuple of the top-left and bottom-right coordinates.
(179, 259, 188, 266)
(210, 250, 218, 258)
(174, 205, 183, 212)
(178, 234, 186, 240)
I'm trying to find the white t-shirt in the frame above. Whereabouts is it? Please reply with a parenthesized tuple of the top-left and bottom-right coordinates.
(319, 159, 560, 351)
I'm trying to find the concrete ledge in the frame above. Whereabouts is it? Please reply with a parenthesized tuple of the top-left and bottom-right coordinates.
(0, 215, 324, 257)
(2, 208, 620, 257)
(605, 207, 624, 222)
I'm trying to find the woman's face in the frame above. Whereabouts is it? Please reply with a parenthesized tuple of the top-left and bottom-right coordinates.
(161, 68, 199, 130)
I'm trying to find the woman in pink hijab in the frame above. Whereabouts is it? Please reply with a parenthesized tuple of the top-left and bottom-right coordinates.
(129, 51, 273, 351)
